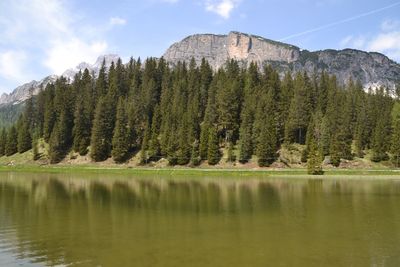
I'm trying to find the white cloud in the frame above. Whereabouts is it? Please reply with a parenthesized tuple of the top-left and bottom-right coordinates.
(109, 17, 127, 26)
(0, 50, 32, 82)
(339, 19, 400, 62)
(205, 0, 241, 19)
(381, 19, 400, 32)
(45, 39, 108, 75)
(0, 0, 111, 88)
(368, 31, 400, 60)
(340, 35, 366, 49)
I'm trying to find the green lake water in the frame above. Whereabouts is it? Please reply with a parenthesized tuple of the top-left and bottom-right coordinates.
(0, 172, 400, 266)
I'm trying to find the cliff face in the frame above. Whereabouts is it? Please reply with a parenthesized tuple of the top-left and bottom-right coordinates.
(163, 31, 400, 90)
(163, 31, 300, 69)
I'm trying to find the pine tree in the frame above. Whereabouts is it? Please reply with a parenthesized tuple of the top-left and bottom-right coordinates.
(32, 137, 40, 161)
(371, 89, 392, 162)
(199, 123, 209, 160)
(148, 105, 161, 160)
(307, 137, 324, 175)
(329, 133, 341, 167)
(190, 139, 201, 166)
(207, 125, 220, 165)
(285, 72, 313, 144)
(48, 111, 70, 163)
(5, 126, 18, 156)
(226, 141, 236, 163)
(90, 96, 115, 162)
(140, 122, 151, 164)
(254, 91, 277, 167)
(43, 84, 56, 142)
(0, 128, 7, 156)
(391, 118, 400, 167)
(238, 105, 253, 163)
(112, 98, 130, 163)
(73, 69, 93, 155)
(17, 116, 32, 153)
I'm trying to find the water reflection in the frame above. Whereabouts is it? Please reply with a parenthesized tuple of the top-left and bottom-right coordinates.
(0, 173, 400, 266)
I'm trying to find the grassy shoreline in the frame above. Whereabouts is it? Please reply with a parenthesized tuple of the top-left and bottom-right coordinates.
(1, 164, 400, 178)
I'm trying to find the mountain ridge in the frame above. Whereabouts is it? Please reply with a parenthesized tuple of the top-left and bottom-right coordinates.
(163, 31, 400, 91)
(1, 31, 399, 106)
(0, 54, 120, 106)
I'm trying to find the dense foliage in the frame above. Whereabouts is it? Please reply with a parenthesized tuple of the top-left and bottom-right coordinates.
(1, 57, 399, 172)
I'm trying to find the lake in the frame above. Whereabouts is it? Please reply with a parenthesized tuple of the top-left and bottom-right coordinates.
(0, 172, 400, 266)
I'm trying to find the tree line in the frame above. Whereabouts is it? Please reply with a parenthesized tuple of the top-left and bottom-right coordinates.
(0, 57, 399, 174)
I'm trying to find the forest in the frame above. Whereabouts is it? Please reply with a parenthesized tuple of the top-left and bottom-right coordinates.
(0, 57, 399, 174)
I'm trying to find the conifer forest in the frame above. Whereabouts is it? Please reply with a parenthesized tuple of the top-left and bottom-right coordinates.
(1, 57, 400, 174)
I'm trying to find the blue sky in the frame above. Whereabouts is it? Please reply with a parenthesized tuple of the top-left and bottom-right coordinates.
(1, 0, 400, 94)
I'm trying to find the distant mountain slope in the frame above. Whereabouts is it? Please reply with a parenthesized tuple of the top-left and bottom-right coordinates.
(1, 31, 399, 109)
(0, 54, 120, 107)
(163, 31, 400, 90)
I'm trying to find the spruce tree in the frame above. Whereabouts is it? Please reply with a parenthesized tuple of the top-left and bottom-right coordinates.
(255, 91, 277, 167)
(285, 72, 313, 144)
(5, 126, 18, 156)
(148, 105, 161, 160)
(90, 96, 115, 162)
(112, 98, 130, 163)
(48, 111, 70, 163)
(207, 125, 220, 165)
(391, 118, 400, 167)
(226, 141, 236, 163)
(17, 116, 32, 153)
(238, 106, 253, 163)
(43, 84, 56, 142)
(199, 123, 209, 160)
(0, 128, 7, 156)
(190, 140, 201, 166)
(32, 134, 40, 161)
(307, 137, 324, 175)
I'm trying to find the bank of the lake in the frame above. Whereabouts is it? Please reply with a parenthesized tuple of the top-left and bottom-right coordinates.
(0, 164, 400, 178)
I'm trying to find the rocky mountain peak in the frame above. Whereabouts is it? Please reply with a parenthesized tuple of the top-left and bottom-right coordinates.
(163, 31, 400, 91)
(0, 55, 121, 106)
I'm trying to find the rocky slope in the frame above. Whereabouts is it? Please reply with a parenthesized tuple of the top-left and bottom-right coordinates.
(0, 54, 120, 106)
(163, 31, 400, 90)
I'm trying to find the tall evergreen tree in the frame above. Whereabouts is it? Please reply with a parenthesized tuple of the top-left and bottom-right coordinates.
(0, 128, 7, 156)
(255, 91, 277, 167)
(285, 72, 313, 144)
(17, 116, 32, 153)
(5, 126, 18, 156)
(90, 96, 115, 161)
(307, 137, 324, 175)
(112, 98, 130, 163)
(207, 125, 220, 165)
(391, 125, 400, 167)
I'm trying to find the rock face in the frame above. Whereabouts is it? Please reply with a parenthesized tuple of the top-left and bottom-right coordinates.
(163, 32, 300, 70)
(0, 54, 120, 106)
(0, 75, 57, 106)
(163, 31, 400, 90)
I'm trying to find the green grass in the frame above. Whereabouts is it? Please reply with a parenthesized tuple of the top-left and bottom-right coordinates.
(0, 164, 399, 178)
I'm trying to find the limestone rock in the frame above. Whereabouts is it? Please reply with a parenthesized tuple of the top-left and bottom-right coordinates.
(163, 31, 400, 91)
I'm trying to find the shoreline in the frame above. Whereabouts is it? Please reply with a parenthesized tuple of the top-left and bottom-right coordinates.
(1, 164, 400, 178)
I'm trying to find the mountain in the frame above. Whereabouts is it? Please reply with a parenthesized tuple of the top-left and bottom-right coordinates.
(163, 31, 400, 90)
(1, 31, 400, 107)
(0, 54, 120, 106)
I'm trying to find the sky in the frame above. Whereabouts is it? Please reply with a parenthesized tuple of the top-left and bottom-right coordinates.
(1, 0, 400, 94)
